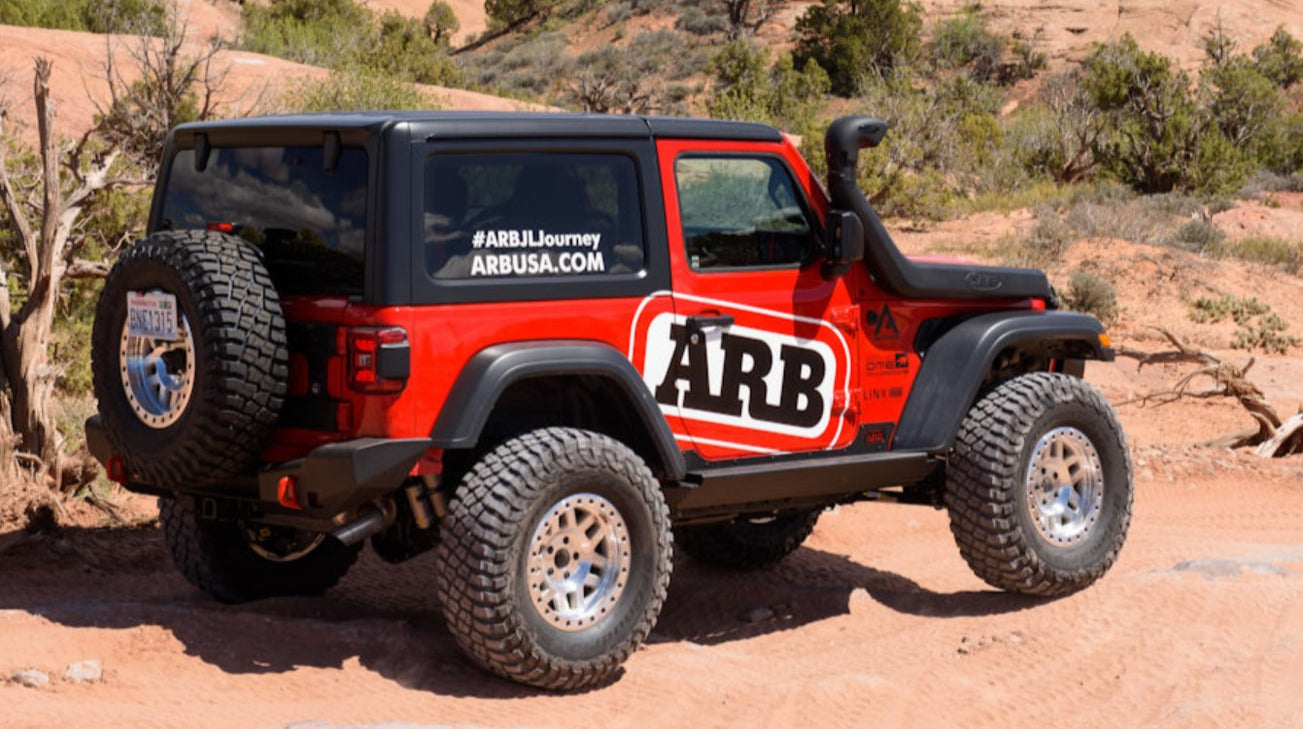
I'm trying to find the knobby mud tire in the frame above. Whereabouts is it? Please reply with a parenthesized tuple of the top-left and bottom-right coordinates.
(945, 372, 1133, 597)
(158, 496, 360, 604)
(435, 428, 672, 691)
(91, 230, 287, 487)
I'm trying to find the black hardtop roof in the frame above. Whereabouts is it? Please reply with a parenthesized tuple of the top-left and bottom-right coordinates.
(172, 111, 784, 144)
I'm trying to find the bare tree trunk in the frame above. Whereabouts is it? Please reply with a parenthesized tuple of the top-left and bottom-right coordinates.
(0, 58, 127, 491)
(1, 59, 66, 485)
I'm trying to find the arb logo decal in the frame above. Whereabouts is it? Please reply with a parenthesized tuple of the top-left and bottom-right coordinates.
(632, 294, 851, 451)
(647, 315, 832, 434)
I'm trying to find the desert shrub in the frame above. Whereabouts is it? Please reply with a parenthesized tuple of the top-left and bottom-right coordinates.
(1006, 72, 1105, 185)
(604, 1, 632, 25)
(289, 67, 435, 112)
(1168, 219, 1226, 256)
(1082, 35, 1250, 196)
(850, 71, 1005, 220)
(460, 32, 572, 98)
(1189, 294, 1268, 325)
(707, 40, 829, 132)
(929, 7, 1006, 83)
(363, 11, 462, 85)
(242, 0, 460, 86)
(0, 0, 166, 34)
(564, 32, 702, 114)
(792, 0, 923, 96)
(241, 0, 373, 67)
(1063, 270, 1119, 324)
(1252, 26, 1303, 89)
(424, 1, 460, 47)
(1205, 58, 1283, 152)
(1234, 235, 1302, 274)
(1232, 313, 1299, 353)
(486, 0, 562, 29)
(1243, 170, 1303, 195)
(677, 5, 728, 36)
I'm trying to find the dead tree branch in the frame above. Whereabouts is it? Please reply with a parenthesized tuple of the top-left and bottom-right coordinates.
(1116, 326, 1301, 456)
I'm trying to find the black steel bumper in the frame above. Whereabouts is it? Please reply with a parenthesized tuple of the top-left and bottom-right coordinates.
(84, 415, 430, 518)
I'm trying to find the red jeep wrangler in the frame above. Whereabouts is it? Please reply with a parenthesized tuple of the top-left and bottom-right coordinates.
(86, 113, 1131, 690)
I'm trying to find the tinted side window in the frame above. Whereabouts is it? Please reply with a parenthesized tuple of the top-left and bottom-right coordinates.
(675, 156, 818, 270)
(424, 153, 645, 280)
(161, 146, 368, 296)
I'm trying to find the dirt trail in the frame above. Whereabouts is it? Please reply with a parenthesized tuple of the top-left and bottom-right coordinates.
(3, 385, 1301, 728)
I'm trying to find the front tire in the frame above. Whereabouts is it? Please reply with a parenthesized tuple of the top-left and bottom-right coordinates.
(945, 372, 1132, 596)
(159, 496, 361, 604)
(434, 428, 672, 691)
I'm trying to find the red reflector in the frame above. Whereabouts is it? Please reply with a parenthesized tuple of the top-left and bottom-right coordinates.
(105, 456, 127, 484)
(206, 222, 236, 233)
(277, 476, 302, 510)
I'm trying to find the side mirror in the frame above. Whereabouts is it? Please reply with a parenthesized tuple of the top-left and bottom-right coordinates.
(822, 209, 864, 279)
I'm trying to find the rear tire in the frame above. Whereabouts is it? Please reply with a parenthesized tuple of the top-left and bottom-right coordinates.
(91, 230, 287, 488)
(676, 509, 820, 569)
(159, 496, 360, 604)
(435, 428, 672, 690)
(945, 372, 1132, 597)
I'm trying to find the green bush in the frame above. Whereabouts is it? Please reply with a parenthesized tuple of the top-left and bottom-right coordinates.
(677, 5, 728, 36)
(1063, 270, 1119, 324)
(1235, 235, 1302, 274)
(486, 0, 561, 29)
(1232, 313, 1299, 353)
(1168, 219, 1226, 256)
(1252, 26, 1303, 89)
(792, 0, 923, 97)
(1082, 35, 1250, 196)
(1189, 294, 1268, 325)
(0, 0, 167, 34)
(289, 67, 436, 112)
(929, 8, 1006, 83)
(241, 0, 460, 87)
(424, 1, 460, 46)
(1192, 294, 1299, 353)
(707, 40, 829, 132)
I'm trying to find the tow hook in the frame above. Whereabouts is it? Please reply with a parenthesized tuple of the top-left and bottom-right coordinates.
(331, 499, 396, 546)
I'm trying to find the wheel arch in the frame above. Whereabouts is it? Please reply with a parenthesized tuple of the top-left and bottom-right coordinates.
(894, 310, 1112, 453)
(430, 341, 686, 481)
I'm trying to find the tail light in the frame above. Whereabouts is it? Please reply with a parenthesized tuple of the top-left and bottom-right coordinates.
(346, 326, 409, 394)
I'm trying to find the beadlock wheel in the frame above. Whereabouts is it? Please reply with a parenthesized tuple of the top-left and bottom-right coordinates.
(527, 492, 633, 632)
(1025, 426, 1104, 547)
(119, 298, 195, 430)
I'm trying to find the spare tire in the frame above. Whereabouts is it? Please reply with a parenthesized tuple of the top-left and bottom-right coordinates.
(91, 230, 287, 487)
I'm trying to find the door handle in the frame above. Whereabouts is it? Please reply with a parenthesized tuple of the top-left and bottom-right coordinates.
(685, 314, 734, 343)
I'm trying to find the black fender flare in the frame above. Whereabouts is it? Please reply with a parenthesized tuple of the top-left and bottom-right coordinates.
(893, 311, 1112, 453)
(430, 340, 686, 481)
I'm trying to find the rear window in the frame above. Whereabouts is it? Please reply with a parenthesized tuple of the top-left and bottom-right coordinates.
(159, 146, 368, 296)
(423, 152, 644, 280)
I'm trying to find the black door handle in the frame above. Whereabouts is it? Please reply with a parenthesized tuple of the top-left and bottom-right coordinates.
(685, 315, 734, 343)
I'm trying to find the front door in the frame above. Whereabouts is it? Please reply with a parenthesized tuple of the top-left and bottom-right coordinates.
(634, 139, 862, 462)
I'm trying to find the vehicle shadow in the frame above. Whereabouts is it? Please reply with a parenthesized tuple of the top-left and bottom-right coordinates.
(0, 523, 1048, 696)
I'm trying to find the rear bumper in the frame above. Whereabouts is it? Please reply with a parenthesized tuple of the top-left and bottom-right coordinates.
(257, 438, 431, 517)
(84, 415, 430, 518)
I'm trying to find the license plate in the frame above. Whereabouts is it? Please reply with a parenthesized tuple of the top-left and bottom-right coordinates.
(127, 291, 179, 341)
